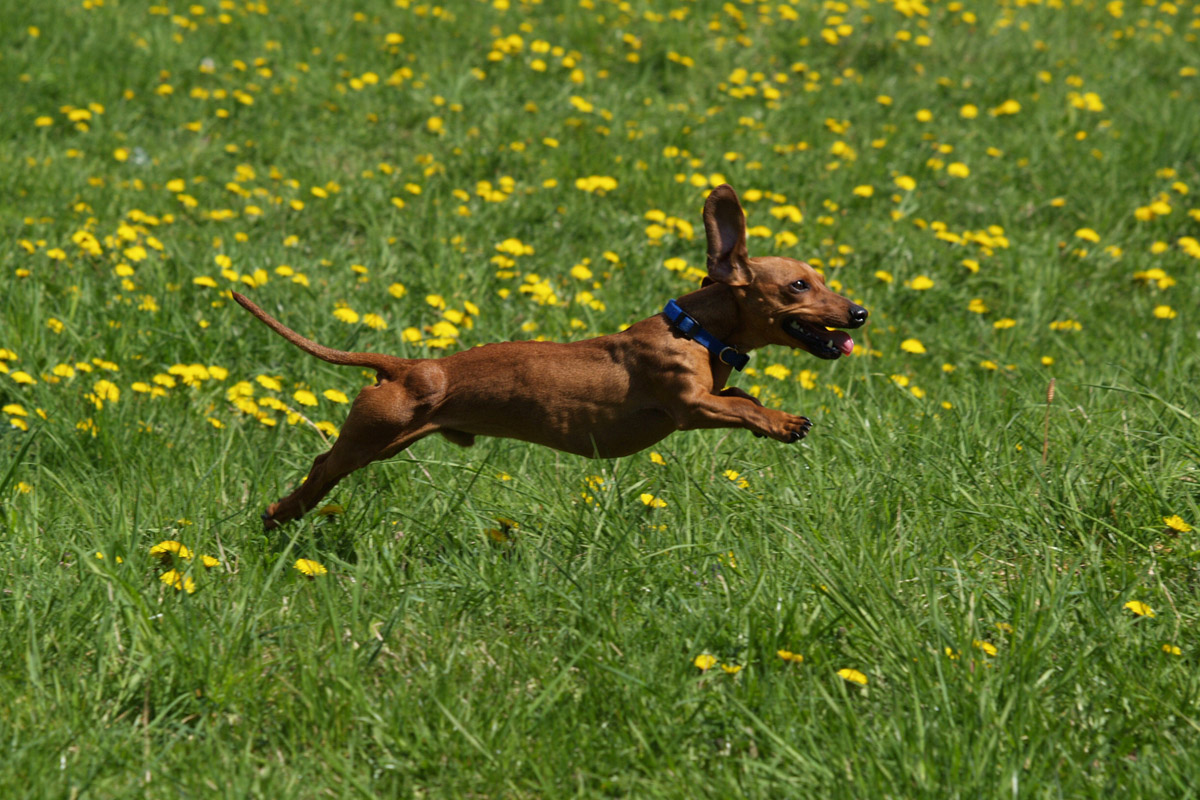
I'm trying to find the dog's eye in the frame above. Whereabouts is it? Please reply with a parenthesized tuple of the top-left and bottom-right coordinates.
(790, 279, 809, 293)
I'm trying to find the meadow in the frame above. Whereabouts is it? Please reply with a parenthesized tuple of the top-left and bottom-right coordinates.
(2, 0, 1199, 796)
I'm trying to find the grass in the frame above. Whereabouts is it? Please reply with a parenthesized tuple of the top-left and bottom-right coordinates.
(2, 0, 1200, 796)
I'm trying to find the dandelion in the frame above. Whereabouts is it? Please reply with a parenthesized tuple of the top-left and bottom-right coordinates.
(720, 663, 743, 675)
(200, 555, 221, 568)
(640, 493, 667, 508)
(575, 175, 618, 194)
(972, 640, 998, 656)
(1153, 305, 1177, 320)
(293, 390, 318, 407)
(294, 558, 328, 577)
(150, 540, 193, 561)
(990, 99, 1021, 116)
(837, 668, 868, 685)
(908, 275, 934, 290)
(160, 569, 197, 594)
(764, 363, 791, 380)
(1163, 644, 1182, 656)
(1074, 228, 1101, 243)
(1124, 600, 1155, 617)
(1163, 515, 1192, 532)
(93, 379, 120, 403)
(723, 470, 750, 489)
(693, 653, 717, 671)
(777, 650, 804, 663)
(901, 338, 926, 354)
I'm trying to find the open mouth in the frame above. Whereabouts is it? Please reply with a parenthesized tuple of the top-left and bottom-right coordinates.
(783, 318, 855, 359)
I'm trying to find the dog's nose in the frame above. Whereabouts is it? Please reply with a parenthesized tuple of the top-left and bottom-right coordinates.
(849, 303, 869, 327)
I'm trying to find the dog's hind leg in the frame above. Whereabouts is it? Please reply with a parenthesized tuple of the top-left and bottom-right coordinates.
(262, 423, 433, 529)
(260, 370, 445, 529)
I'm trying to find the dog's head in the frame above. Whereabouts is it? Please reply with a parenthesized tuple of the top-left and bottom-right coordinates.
(702, 184, 868, 359)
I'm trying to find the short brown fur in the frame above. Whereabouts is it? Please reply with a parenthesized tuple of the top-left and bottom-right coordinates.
(233, 185, 867, 528)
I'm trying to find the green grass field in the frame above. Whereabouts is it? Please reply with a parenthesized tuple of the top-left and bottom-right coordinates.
(3, 0, 1199, 796)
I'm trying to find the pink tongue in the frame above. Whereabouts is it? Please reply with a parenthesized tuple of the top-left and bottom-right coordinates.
(829, 330, 855, 355)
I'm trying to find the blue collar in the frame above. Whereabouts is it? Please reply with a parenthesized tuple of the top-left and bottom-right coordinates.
(662, 299, 750, 371)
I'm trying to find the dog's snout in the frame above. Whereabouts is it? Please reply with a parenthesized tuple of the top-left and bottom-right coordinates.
(848, 303, 869, 327)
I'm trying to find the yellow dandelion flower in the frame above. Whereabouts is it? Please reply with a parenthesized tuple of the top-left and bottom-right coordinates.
(837, 668, 868, 685)
(1074, 228, 1101, 243)
(1163, 644, 1182, 656)
(908, 275, 934, 290)
(1163, 515, 1192, 533)
(639, 493, 667, 508)
(693, 653, 717, 671)
(721, 663, 743, 675)
(1124, 600, 1155, 617)
(294, 558, 328, 577)
(972, 640, 998, 656)
(1153, 305, 1177, 320)
(901, 338, 926, 354)
(333, 307, 360, 324)
(200, 555, 220, 568)
(93, 379, 120, 403)
(990, 99, 1021, 116)
(150, 540, 193, 561)
(293, 390, 318, 407)
(160, 569, 197, 594)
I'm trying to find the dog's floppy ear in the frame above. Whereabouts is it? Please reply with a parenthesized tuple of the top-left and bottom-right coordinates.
(703, 184, 751, 287)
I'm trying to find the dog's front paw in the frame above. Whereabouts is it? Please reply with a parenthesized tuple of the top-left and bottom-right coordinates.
(771, 413, 812, 443)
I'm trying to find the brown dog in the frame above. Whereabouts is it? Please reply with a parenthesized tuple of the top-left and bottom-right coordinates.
(233, 185, 867, 529)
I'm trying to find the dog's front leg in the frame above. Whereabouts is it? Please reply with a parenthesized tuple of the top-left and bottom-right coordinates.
(670, 388, 812, 443)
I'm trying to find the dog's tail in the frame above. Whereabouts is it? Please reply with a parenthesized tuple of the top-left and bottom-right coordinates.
(232, 292, 407, 380)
